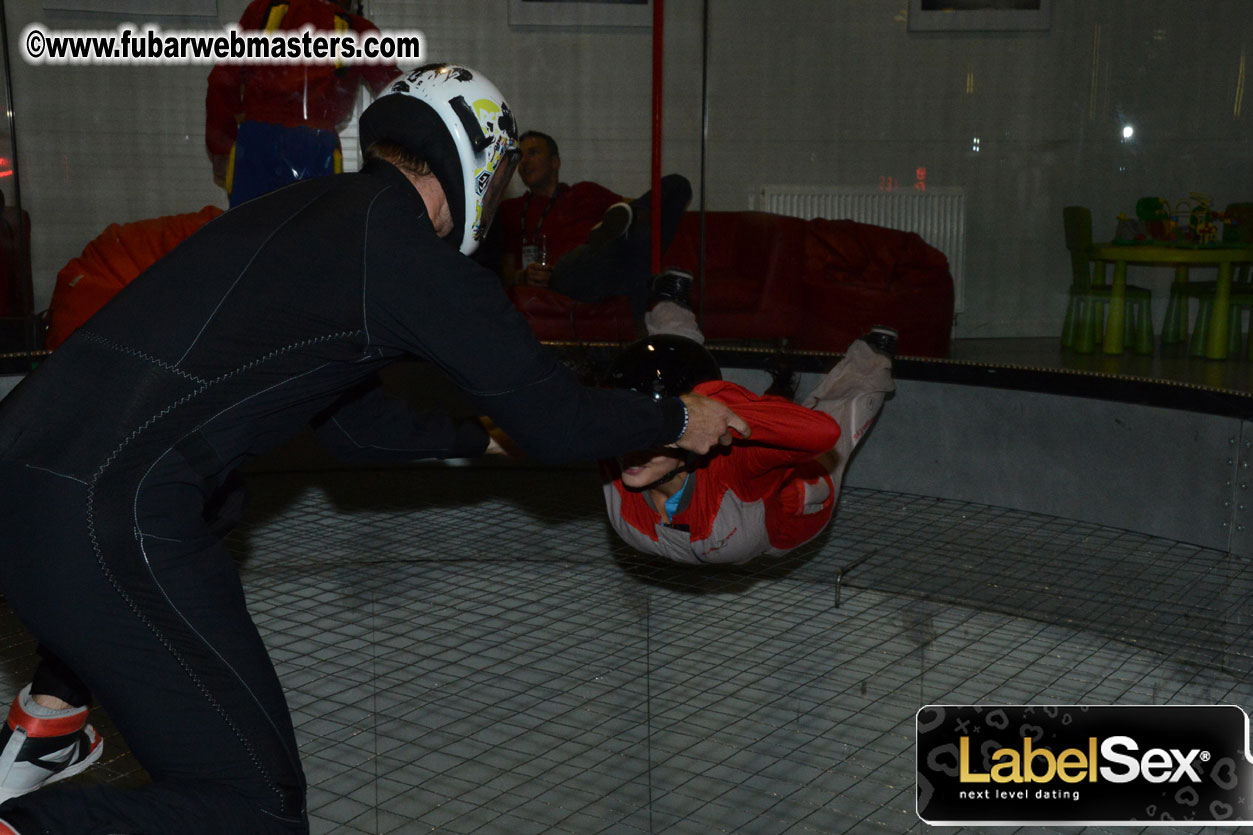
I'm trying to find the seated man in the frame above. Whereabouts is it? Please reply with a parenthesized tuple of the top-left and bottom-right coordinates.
(490, 130, 692, 323)
(492, 130, 619, 285)
(602, 285, 897, 565)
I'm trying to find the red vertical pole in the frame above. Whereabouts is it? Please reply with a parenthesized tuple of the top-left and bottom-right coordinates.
(650, 0, 664, 275)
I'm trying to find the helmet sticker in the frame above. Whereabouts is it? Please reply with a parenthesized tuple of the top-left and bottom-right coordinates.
(473, 98, 500, 120)
(498, 103, 517, 142)
(407, 64, 473, 89)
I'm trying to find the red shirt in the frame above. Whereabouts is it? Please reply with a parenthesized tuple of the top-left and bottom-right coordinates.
(205, 0, 400, 157)
(496, 181, 621, 270)
(602, 380, 842, 564)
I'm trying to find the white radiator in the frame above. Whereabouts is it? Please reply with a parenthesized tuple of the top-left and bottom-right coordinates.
(754, 185, 966, 313)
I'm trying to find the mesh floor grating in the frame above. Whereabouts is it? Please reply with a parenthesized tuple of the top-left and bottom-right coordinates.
(0, 464, 1249, 834)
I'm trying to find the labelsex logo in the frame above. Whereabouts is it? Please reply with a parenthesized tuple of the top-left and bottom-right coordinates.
(959, 735, 1206, 784)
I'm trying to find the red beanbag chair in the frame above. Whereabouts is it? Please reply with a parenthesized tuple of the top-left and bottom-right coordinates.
(46, 205, 223, 349)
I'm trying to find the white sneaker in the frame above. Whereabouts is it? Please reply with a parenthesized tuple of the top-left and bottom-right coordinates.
(0, 685, 103, 801)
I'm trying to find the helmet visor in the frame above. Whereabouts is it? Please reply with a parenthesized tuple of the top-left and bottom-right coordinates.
(474, 148, 519, 245)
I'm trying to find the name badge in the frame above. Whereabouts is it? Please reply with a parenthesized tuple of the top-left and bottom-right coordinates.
(520, 244, 539, 270)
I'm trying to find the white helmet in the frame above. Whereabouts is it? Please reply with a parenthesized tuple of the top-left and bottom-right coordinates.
(360, 64, 519, 255)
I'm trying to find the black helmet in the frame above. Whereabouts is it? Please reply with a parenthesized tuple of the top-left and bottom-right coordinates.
(608, 335, 721, 400)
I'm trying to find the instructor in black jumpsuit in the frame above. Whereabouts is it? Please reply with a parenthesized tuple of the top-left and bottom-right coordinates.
(0, 64, 747, 834)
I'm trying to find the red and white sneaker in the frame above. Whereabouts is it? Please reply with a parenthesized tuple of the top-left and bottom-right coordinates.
(0, 685, 103, 801)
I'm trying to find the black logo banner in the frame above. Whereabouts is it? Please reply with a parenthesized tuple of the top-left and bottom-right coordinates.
(917, 705, 1253, 825)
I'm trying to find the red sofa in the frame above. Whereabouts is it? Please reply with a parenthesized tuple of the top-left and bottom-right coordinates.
(507, 211, 955, 357)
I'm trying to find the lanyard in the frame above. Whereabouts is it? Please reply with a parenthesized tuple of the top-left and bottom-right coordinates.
(520, 185, 566, 244)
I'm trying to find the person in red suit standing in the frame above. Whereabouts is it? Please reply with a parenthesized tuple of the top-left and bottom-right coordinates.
(205, 0, 400, 207)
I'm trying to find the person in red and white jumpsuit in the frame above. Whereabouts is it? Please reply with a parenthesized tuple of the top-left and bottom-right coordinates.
(602, 298, 896, 565)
